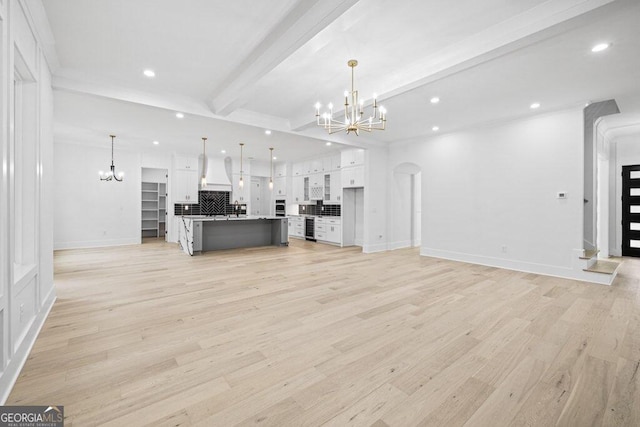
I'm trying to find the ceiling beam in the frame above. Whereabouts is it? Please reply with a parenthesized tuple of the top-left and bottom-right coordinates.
(290, 0, 620, 131)
(208, 0, 361, 117)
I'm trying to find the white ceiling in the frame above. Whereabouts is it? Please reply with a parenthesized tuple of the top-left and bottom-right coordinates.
(40, 0, 640, 161)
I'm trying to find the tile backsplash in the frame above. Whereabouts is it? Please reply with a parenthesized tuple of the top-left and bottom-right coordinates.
(174, 191, 246, 216)
(298, 201, 340, 216)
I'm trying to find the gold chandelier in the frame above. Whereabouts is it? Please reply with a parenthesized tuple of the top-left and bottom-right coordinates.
(315, 59, 386, 135)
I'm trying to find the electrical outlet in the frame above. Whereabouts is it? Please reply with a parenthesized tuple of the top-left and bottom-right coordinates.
(501, 245, 507, 253)
(19, 304, 24, 322)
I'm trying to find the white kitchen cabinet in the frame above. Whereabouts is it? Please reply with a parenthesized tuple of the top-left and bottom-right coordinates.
(175, 155, 198, 171)
(341, 148, 365, 167)
(174, 169, 198, 203)
(303, 176, 310, 201)
(309, 173, 323, 200)
(310, 172, 323, 187)
(316, 217, 341, 245)
(341, 165, 364, 188)
(331, 153, 342, 170)
(310, 159, 322, 174)
(322, 156, 333, 172)
(292, 175, 305, 203)
(292, 162, 304, 177)
(315, 218, 326, 241)
(323, 173, 340, 203)
(273, 176, 286, 197)
(275, 163, 287, 178)
(288, 216, 304, 238)
(326, 221, 342, 244)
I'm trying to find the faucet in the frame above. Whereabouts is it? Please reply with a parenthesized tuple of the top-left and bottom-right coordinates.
(234, 200, 240, 217)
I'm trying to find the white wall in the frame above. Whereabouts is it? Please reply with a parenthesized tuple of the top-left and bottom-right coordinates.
(54, 141, 142, 249)
(142, 167, 167, 183)
(0, 0, 56, 403)
(363, 146, 388, 253)
(388, 108, 584, 279)
(613, 134, 640, 256)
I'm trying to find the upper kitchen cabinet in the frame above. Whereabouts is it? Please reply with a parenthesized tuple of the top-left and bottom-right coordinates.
(331, 153, 342, 170)
(322, 156, 333, 172)
(175, 155, 198, 171)
(310, 159, 323, 174)
(292, 162, 304, 177)
(342, 165, 364, 188)
(174, 155, 199, 203)
(341, 148, 365, 167)
(325, 170, 342, 203)
(273, 176, 286, 197)
(274, 163, 287, 178)
(292, 175, 305, 203)
(175, 169, 198, 203)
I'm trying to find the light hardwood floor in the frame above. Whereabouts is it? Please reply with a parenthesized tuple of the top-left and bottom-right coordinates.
(7, 239, 640, 426)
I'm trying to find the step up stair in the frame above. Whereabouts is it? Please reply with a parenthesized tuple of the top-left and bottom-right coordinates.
(583, 260, 619, 274)
(574, 248, 620, 285)
(579, 249, 599, 259)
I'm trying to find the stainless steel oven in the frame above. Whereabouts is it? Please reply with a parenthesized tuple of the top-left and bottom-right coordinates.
(275, 199, 286, 217)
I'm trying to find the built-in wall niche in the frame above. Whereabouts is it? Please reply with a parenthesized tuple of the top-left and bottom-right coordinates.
(12, 50, 38, 279)
(141, 168, 168, 240)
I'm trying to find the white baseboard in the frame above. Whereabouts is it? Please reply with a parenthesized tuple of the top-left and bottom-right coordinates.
(363, 242, 388, 253)
(387, 240, 413, 251)
(54, 237, 140, 250)
(420, 247, 614, 285)
(0, 287, 56, 404)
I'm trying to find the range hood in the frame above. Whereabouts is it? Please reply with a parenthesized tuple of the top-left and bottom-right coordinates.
(199, 155, 232, 191)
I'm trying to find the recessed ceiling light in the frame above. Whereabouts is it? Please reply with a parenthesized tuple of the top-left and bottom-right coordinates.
(265, 130, 271, 135)
(152, 140, 159, 145)
(430, 97, 440, 104)
(530, 102, 541, 109)
(221, 149, 226, 154)
(325, 142, 332, 146)
(175, 112, 184, 118)
(432, 126, 439, 131)
(143, 69, 155, 78)
(591, 43, 610, 53)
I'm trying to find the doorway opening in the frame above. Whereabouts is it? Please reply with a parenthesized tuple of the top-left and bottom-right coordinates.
(392, 163, 422, 249)
(343, 188, 364, 247)
(141, 168, 168, 242)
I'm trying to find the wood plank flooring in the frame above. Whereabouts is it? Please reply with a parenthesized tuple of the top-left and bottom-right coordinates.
(6, 239, 640, 426)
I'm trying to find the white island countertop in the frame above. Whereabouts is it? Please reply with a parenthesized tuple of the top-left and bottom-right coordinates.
(181, 215, 287, 221)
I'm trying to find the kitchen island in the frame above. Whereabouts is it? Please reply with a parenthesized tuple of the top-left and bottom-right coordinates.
(178, 216, 288, 255)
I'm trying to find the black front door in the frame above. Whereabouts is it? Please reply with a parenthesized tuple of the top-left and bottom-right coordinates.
(622, 165, 640, 257)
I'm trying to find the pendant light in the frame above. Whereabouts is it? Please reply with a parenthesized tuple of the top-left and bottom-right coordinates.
(269, 147, 274, 191)
(239, 143, 245, 189)
(99, 134, 124, 182)
(200, 137, 207, 187)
